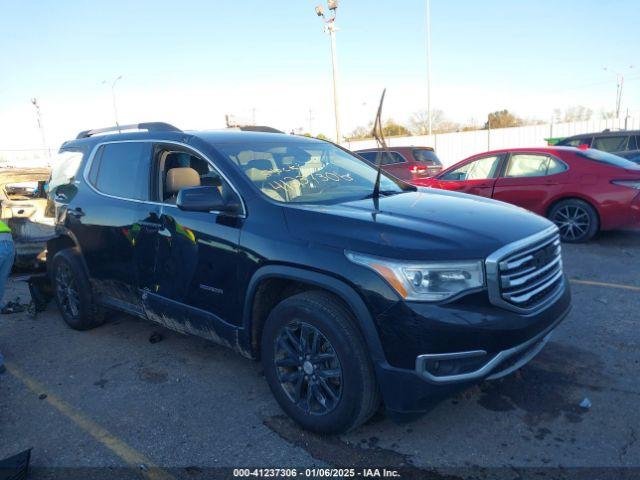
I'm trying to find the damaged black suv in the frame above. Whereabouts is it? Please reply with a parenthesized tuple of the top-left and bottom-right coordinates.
(48, 123, 571, 433)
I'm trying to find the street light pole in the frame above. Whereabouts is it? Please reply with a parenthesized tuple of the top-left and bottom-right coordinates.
(426, 0, 432, 136)
(30, 98, 50, 160)
(103, 75, 123, 130)
(316, 2, 342, 144)
(328, 23, 341, 143)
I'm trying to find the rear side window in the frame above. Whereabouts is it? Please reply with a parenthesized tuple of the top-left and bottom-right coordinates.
(357, 151, 406, 165)
(88, 142, 152, 200)
(412, 149, 441, 165)
(49, 150, 84, 193)
(561, 137, 592, 147)
(577, 149, 640, 170)
(592, 135, 628, 153)
(504, 154, 567, 178)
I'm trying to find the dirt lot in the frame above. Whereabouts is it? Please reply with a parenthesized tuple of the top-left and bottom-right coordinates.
(1, 230, 639, 480)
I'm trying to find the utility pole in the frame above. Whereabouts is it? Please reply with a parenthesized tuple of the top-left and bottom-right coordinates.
(603, 66, 634, 119)
(426, 0, 433, 136)
(315, 1, 342, 144)
(30, 98, 50, 160)
(102, 75, 123, 130)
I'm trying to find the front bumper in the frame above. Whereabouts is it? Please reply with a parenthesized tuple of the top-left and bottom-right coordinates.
(373, 281, 572, 414)
(415, 312, 561, 384)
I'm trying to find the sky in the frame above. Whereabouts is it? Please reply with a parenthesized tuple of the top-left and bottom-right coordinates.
(1, 0, 639, 150)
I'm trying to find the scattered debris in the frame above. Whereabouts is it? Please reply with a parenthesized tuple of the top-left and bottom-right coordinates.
(139, 464, 149, 472)
(1, 298, 28, 315)
(38, 393, 47, 400)
(579, 397, 592, 410)
(149, 332, 164, 344)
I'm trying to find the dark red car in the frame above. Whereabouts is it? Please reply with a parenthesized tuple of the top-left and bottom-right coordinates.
(355, 146, 443, 181)
(415, 147, 640, 242)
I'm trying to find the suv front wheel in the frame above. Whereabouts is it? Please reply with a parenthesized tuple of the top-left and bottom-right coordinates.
(261, 291, 380, 433)
(52, 249, 105, 330)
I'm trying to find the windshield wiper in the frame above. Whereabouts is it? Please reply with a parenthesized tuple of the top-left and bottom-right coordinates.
(362, 190, 404, 199)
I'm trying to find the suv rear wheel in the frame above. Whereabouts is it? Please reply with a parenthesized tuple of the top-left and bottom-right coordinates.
(261, 291, 380, 433)
(549, 199, 599, 243)
(52, 249, 105, 330)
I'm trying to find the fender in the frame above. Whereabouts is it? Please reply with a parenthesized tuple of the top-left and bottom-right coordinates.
(46, 227, 84, 276)
(241, 265, 388, 365)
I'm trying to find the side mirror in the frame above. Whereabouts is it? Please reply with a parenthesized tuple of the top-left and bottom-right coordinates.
(176, 186, 240, 214)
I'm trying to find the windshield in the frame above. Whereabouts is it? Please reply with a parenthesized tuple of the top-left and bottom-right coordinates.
(217, 141, 410, 204)
(577, 149, 640, 170)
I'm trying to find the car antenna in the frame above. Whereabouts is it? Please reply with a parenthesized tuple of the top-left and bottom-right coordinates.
(371, 88, 390, 211)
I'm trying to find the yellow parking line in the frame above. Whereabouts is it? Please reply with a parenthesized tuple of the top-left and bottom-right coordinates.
(5, 362, 175, 480)
(570, 279, 640, 292)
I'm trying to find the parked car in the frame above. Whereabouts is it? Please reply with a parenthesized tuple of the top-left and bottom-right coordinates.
(0, 168, 54, 268)
(416, 147, 640, 243)
(556, 129, 640, 163)
(354, 146, 443, 181)
(48, 122, 571, 433)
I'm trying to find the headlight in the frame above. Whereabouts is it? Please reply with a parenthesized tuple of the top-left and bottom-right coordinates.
(346, 251, 485, 302)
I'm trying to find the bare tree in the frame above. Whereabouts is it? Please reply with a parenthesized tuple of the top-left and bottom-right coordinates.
(347, 124, 373, 141)
(599, 109, 617, 120)
(410, 109, 459, 134)
(553, 105, 593, 123)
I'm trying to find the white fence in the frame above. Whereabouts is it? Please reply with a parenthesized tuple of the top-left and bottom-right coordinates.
(2, 115, 640, 170)
(345, 115, 640, 168)
(0, 149, 52, 168)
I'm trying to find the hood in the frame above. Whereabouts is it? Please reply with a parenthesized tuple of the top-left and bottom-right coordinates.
(283, 189, 553, 261)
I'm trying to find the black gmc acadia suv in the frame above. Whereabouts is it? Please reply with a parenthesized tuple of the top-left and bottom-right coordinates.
(47, 123, 572, 433)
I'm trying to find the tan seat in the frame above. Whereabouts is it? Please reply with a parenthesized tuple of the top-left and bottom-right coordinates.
(165, 167, 201, 203)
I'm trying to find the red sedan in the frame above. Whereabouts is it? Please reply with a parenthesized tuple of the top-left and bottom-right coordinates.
(415, 147, 640, 242)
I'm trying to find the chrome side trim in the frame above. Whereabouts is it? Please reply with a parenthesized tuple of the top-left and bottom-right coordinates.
(485, 332, 551, 381)
(415, 312, 565, 385)
(81, 139, 247, 218)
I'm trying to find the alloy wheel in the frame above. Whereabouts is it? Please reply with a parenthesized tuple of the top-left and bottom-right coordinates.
(55, 263, 80, 319)
(553, 205, 591, 241)
(274, 321, 343, 416)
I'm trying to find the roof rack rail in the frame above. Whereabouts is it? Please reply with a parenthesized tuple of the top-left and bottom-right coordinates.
(76, 122, 181, 139)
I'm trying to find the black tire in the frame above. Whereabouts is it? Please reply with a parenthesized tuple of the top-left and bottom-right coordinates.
(261, 290, 380, 434)
(51, 249, 105, 330)
(549, 199, 599, 243)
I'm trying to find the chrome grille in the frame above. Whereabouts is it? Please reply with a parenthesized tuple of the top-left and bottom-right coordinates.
(486, 227, 565, 312)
